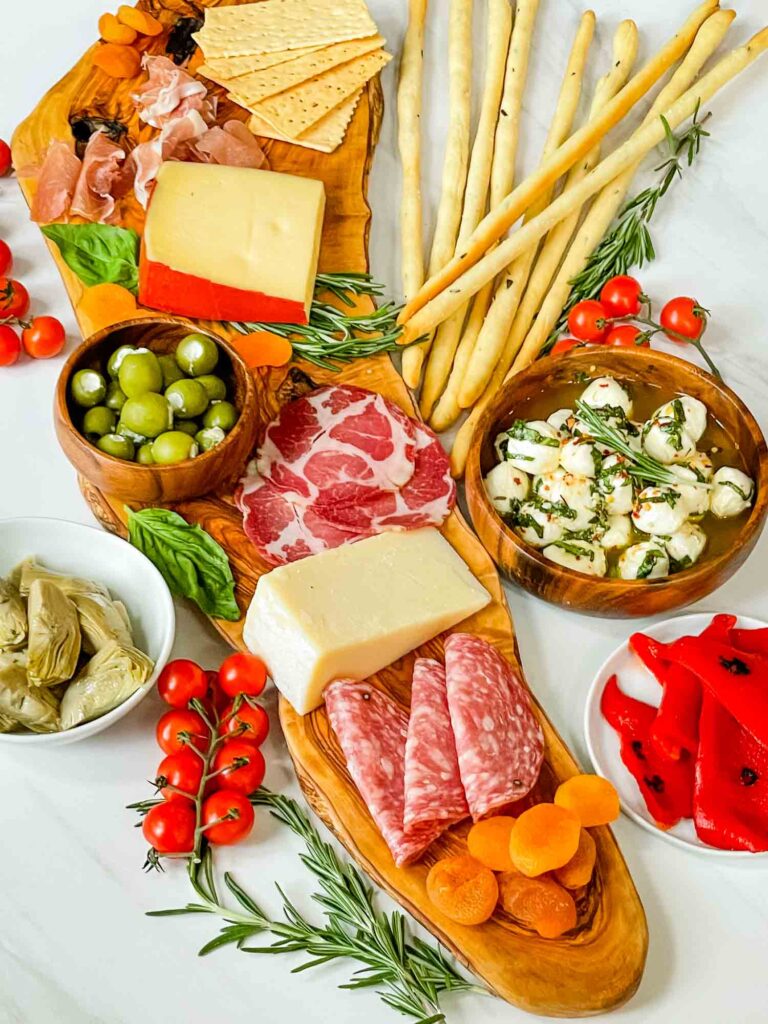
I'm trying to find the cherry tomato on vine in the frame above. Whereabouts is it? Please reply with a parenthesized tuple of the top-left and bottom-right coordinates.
(0, 140, 11, 177)
(0, 325, 21, 366)
(220, 699, 270, 746)
(551, 338, 586, 357)
(567, 299, 610, 342)
(157, 659, 209, 708)
(604, 324, 650, 349)
(142, 800, 196, 854)
(156, 708, 209, 755)
(660, 296, 707, 342)
(218, 652, 267, 698)
(212, 739, 266, 795)
(0, 278, 29, 318)
(22, 316, 66, 359)
(599, 275, 644, 318)
(0, 241, 12, 277)
(156, 749, 205, 801)
(202, 789, 255, 845)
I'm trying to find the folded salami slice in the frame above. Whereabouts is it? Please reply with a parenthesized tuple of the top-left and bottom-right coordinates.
(403, 658, 469, 833)
(325, 679, 443, 867)
(445, 633, 544, 820)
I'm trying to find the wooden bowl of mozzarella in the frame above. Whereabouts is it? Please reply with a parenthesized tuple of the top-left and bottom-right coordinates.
(465, 347, 768, 618)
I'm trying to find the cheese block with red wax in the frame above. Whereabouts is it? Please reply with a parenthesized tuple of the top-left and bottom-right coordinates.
(139, 162, 325, 323)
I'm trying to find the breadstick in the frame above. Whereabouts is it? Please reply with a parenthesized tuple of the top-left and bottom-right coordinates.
(419, 0, 513, 416)
(399, 0, 718, 325)
(428, 0, 539, 429)
(401, 0, 473, 389)
(457, 10, 601, 410)
(401, 25, 768, 345)
(511, 7, 735, 373)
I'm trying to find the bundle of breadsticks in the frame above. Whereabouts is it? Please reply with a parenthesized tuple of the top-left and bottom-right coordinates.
(396, 0, 768, 477)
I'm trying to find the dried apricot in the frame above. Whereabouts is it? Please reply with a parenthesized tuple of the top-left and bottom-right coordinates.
(98, 12, 138, 44)
(117, 5, 163, 36)
(426, 854, 499, 926)
(509, 803, 581, 877)
(553, 828, 596, 889)
(467, 816, 516, 871)
(78, 284, 153, 336)
(92, 42, 141, 79)
(498, 871, 577, 939)
(554, 774, 620, 827)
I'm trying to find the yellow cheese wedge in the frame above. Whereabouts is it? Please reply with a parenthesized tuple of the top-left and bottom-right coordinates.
(243, 528, 491, 715)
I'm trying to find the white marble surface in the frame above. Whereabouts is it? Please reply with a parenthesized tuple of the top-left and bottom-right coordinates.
(2, 2, 768, 1022)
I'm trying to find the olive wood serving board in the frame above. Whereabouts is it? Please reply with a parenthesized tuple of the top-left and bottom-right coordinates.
(13, 2, 647, 1014)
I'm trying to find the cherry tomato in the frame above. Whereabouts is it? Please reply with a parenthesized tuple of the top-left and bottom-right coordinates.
(21, 316, 66, 359)
(0, 241, 12, 277)
(142, 800, 196, 854)
(0, 140, 11, 177)
(156, 749, 205, 801)
(0, 278, 29, 318)
(156, 708, 210, 755)
(202, 789, 255, 845)
(551, 338, 586, 357)
(218, 652, 268, 698)
(660, 296, 707, 342)
(604, 324, 650, 348)
(599, 275, 644, 318)
(220, 699, 270, 746)
(0, 325, 21, 366)
(567, 299, 610, 342)
(212, 739, 266, 795)
(157, 659, 209, 708)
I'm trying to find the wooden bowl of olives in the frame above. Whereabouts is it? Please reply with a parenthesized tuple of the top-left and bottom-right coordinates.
(55, 317, 259, 503)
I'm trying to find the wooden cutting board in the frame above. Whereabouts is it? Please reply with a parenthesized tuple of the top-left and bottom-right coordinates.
(12, 2, 648, 1014)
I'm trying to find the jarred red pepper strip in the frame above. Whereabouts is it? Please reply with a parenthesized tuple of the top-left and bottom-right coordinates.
(730, 627, 768, 659)
(600, 674, 694, 828)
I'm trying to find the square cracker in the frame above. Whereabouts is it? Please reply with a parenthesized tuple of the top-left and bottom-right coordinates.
(193, 0, 377, 59)
(200, 44, 327, 80)
(248, 88, 363, 153)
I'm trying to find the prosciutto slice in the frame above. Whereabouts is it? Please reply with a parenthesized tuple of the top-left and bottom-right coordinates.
(403, 658, 469, 833)
(445, 634, 544, 819)
(325, 680, 442, 867)
(133, 55, 214, 128)
(30, 142, 81, 223)
(70, 131, 126, 222)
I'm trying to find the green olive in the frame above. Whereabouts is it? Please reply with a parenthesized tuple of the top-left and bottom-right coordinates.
(158, 353, 185, 388)
(136, 443, 155, 465)
(175, 333, 219, 377)
(82, 406, 116, 438)
(120, 393, 172, 438)
(106, 344, 136, 380)
(196, 374, 228, 402)
(117, 422, 149, 445)
(105, 381, 127, 412)
(202, 400, 239, 432)
(70, 369, 107, 408)
(151, 431, 198, 465)
(195, 426, 226, 452)
(174, 419, 199, 437)
(118, 349, 163, 397)
(165, 378, 209, 419)
(96, 433, 135, 461)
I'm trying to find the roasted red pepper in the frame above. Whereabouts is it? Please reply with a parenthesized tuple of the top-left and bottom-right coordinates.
(730, 627, 768, 658)
(600, 674, 694, 827)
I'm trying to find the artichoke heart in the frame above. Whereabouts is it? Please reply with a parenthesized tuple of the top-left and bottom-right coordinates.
(0, 577, 27, 651)
(16, 558, 110, 600)
(0, 662, 60, 732)
(60, 640, 154, 730)
(26, 580, 81, 687)
(72, 592, 133, 654)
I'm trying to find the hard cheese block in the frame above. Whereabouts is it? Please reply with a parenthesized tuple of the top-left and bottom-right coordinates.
(139, 163, 325, 323)
(243, 528, 491, 715)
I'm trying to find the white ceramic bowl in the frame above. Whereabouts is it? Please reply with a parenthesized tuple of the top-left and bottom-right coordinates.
(584, 611, 768, 860)
(0, 517, 175, 746)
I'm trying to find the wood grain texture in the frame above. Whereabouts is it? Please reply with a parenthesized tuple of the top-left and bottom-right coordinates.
(14, 2, 647, 1014)
(466, 347, 768, 618)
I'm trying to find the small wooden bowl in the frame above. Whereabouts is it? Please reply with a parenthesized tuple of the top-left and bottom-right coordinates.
(466, 348, 768, 618)
(55, 317, 259, 504)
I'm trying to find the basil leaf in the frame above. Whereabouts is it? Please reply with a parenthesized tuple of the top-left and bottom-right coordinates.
(41, 223, 140, 294)
(127, 508, 240, 621)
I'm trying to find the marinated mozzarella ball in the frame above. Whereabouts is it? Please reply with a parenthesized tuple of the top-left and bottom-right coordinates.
(710, 466, 755, 518)
(547, 408, 573, 436)
(668, 452, 713, 517)
(495, 420, 561, 474)
(653, 395, 707, 443)
(642, 414, 697, 465)
(542, 540, 607, 577)
(598, 454, 634, 515)
(560, 435, 602, 478)
(601, 514, 633, 550)
(533, 468, 601, 530)
(484, 462, 530, 515)
(513, 501, 564, 548)
(580, 376, 633, 418)
(617, 541, 670, 580)
(632, 486, 688, 536)
(663, 522, 707, 568)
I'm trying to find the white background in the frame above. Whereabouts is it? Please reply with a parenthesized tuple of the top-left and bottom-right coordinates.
(2, 1, 768, 1022)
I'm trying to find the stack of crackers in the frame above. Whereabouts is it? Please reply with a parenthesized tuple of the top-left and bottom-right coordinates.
(194, 0, 391, 153)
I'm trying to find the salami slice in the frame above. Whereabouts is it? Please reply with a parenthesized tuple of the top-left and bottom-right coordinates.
(445, 633, 544, 819)
(325, 679, 442, 867)
(403, 658, 469, 833)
